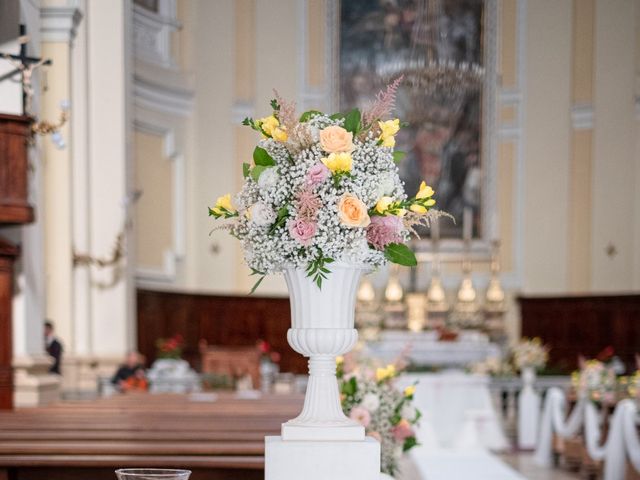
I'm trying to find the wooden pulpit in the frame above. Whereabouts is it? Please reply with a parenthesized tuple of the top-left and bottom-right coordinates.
(0, 113, 34, 224)
(0, 238, 19, 409)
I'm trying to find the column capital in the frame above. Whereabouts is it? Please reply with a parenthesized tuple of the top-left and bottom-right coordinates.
(40, 6, 83, 44)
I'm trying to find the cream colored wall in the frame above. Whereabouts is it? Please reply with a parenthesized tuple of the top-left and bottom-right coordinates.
(134, 131, 174, 270)
(145, 0, 640, 299)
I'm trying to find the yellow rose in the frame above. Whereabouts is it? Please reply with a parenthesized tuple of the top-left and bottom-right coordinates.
(404, 385, 416, 397)
(378, 118, 400, 138)
(396, 208, 407, 217)
(259, 115, 279, 137)
(375, 364, 396, 382)
(410, 204, 427, 214)
(338, 193, 370, 228)
(322, 152, 353, 174)
(416, 181, 435, 199)
(336, 355, 344, 365)
(272, 126, 288, 142)
(319, 125, 354, 153)
(375, 196, 394, 214)
(381, 135, 396, 148)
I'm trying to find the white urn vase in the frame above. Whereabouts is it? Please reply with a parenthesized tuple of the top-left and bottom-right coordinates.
(281, 262, 366, 441)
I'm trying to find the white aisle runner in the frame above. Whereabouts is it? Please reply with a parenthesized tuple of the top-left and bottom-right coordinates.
(409, 447, 526, 480)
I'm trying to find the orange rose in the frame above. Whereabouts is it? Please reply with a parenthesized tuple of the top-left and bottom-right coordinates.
(338, 193, 370, 228)
(319, 125, 354, 153)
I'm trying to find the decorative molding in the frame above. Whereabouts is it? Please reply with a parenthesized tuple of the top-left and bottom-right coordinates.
(231, 101, 255, 125)
(571, 103, 594, 130)
(40, 6, 83, 44)
(132, 116, 186, 283)
(133, 0, 180, 68)
(133, 75, 193, 117)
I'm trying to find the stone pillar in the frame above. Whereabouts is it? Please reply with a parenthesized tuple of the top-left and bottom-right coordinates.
(9, 0, 61, 408)
(40, 5, 83, 393)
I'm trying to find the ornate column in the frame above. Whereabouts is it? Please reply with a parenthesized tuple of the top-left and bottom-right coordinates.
(40, 4, 83, 393)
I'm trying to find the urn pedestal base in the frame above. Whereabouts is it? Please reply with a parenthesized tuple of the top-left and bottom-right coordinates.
(265, 436, 380, 480)
(281, 422, 364, 441)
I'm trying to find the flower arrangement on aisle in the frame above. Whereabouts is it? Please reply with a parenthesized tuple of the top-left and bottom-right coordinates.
(511, 337, 549, 372)
(337, 355, 421, 476)
(209, 79, 445, 291)
(155, 333, 185, 360)
(469, 356, 514, 377)
(572, 359, 618, 404)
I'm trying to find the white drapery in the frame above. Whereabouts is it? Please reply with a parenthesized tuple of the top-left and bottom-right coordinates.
(535, 387, 640, 480)
(534, 387, 585, 467)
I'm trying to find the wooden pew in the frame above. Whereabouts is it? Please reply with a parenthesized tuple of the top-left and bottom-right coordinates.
(0, 392, 303, 480)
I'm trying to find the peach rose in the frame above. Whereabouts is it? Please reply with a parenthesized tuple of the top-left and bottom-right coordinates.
(338, 193, 370, 228)
(319, 125, 354, 153)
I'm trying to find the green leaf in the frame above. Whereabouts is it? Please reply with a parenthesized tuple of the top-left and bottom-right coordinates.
(384, 243, 417, 267)
(250, 165, 268, 182)
(253, 146, 276, 166)
(329, 112, 345, 120)
(268, 205, 289, 234)
(343, 108, 361, 134)
(249, 275, 266, 295)
(392, 151, 406, 165)
(299, 110, 322, 122)
(242, 162, 251, 178)
(270, 98, 280, 111)
(403, 436, 418, 452)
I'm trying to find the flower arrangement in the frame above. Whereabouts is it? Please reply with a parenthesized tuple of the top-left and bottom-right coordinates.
(511, 337, 549, 371)
(571, 359, 618, 404)
(337, 356, 420, 476)
(469, 356, 514, 377)
(155, 333, 185, 360)
(209, 81, 443, 291)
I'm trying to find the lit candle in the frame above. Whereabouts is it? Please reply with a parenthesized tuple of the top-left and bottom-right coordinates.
(463, 207, 472, 242)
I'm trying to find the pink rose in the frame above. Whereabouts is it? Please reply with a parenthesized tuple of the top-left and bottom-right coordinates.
(306, 163, 330, 186)
(288, 219, 317, 246)
(366, 215, 404, 250)
(392, 419, 414, 441)
(350, 406, 371, 428)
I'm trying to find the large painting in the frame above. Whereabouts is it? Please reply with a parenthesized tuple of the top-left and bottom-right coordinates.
(339, 0, 485, 239)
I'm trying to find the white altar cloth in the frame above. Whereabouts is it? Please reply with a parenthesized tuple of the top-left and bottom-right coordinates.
(409, 447, 525, 480)
(365, 331, 501, 368)
(400, 372, 509, 451)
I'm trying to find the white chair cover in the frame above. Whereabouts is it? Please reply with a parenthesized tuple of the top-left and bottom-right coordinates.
(621, 400, 640, 476)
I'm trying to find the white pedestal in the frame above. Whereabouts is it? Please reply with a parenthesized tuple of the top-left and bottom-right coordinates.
(518, 367, 540, 450)
(265, 436, 380, 480)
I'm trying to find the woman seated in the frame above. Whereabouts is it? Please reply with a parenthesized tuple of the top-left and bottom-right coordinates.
(112, 351, 149, 393)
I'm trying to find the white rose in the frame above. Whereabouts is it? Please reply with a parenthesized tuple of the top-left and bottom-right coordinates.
(361, 393, 380, 412)
(249, 202, 276, 226)
(258, 167, 279, 190)
(401, 403, 417, 421)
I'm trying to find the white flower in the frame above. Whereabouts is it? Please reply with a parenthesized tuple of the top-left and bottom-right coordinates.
(401, 403, 417, 421)
(257, 167, 279, 191)
(249, 202, 276, 226)
(361, 393, 380, 412)
(376, 173, 396, 198)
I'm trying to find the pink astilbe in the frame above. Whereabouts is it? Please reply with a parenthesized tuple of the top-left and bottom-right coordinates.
(295, 188, 322, 221)
(366, 215, 404, 250)
(363, 75, 404, 127)
(273, 89, 298, 130)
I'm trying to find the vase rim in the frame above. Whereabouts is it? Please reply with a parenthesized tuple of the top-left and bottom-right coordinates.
(283, 261, 372, 272)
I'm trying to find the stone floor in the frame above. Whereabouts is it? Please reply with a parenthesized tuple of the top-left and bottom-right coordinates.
(499, 452, 582, 480)
(398, 451, 583, 480)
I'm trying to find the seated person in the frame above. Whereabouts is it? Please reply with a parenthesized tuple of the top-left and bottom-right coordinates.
(112, 352, 148, 392)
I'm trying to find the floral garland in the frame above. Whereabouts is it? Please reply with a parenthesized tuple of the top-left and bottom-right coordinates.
(511, 337, 549, 371)
(209, 82, 443, 290)
(338, 356, 420, 476)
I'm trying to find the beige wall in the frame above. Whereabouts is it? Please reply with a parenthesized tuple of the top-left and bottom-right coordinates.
(133, 0, 640, 300)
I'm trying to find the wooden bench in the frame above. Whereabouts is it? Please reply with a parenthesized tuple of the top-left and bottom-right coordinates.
(0, 392, 302, 480)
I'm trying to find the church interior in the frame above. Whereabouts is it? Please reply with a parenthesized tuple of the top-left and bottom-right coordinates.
(0, 0, 639, 479)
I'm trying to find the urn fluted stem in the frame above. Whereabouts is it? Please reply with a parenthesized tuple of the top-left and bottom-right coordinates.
(281, 263, 367, 441)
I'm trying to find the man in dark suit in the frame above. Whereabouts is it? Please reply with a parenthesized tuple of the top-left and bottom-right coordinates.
(44, 321, 63, 375)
